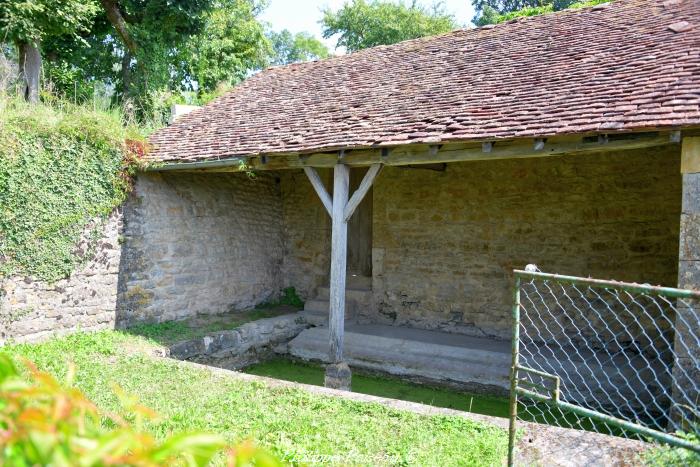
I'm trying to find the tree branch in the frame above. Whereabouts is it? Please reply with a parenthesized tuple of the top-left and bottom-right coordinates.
(100, 0, 138, 54)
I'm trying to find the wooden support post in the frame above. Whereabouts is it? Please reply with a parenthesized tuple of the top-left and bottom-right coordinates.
(324, 163, 352, 390)
(329, 163, 349, 362)
(303, 162, 382, 390)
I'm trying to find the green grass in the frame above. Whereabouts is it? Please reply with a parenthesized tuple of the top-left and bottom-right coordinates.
(245, 358, 510, 418)
(125, 306, 299, 345)
(5, 331, 508, 465)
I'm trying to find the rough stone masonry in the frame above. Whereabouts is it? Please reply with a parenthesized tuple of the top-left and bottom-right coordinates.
(116, 172, 286, 327)
(0, 212, 122, 344)
(674, 136, 700, 423)
(369, 145, 681, 338)
(0, 144, 686, 345)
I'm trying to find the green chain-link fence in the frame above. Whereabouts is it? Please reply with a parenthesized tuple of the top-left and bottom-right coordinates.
(508, 266, 700, 465)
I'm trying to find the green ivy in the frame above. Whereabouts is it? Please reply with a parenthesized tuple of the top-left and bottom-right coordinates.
(0, 98, 144, 283)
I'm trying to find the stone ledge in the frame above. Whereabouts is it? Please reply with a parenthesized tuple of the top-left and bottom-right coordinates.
(169, 312, 310, 361)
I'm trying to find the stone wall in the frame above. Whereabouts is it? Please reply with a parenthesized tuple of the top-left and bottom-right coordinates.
(0, 212, 122, 344)
(674, 140, 700, 424)
(117, 172, 285, 326)
(371, 145, 682, 338)
(279, 169, 332, 299)
(0, 145, 684, 344)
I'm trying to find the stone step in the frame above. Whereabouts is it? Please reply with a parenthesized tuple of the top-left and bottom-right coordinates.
(304, 299, 329, 313)
(299, 309, 328, 327)
(301, 302, 356, 326)
(346, 275, 371, 289)
(287, 324, 665, 407)
(315, 286, 372, 302)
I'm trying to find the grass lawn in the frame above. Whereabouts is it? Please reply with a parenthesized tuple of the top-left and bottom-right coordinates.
(245, 358, 510, 418)
(5, 331, 508, 466)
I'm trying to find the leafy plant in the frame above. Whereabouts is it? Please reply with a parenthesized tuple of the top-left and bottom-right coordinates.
(643, 432, 700, 466)
(0, 96, 145, 282)
(280, 287, 304, 309)
(0, 353, 282, 466)
(256, 287, 304, 310)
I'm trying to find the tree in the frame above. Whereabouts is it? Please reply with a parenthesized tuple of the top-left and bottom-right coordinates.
(471, 0, 581, 25)
(268, 30, 329, 65)
(95, 0, 215, 101)
(180, 2, 270, 93)
(321, 0, 458, 53)
(0, 0, 99, 102)
(37, 0, 270, 118)
(472, 5, 501, 26)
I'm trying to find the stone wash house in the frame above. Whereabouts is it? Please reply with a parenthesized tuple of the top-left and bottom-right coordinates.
(1, 0, 699, 392)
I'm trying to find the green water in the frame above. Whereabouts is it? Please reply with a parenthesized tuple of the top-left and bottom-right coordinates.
(243, 358, 510, 418)
(243, 359, 648, 437)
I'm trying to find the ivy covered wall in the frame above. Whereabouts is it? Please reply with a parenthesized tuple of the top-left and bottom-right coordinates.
(0, 99, 143, 342)
(0, 100, 142, 283)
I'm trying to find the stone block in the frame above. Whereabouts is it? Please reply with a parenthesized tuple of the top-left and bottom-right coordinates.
(203, 330, 241, 355)
(679, 213, 700, 261)
(324, 362, 352, 391)
(169, 339, 205, 359)
(682, 173, 700, 213)
(678, 261, 700, 291)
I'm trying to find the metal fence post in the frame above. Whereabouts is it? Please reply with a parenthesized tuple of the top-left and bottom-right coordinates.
(508, 275, 521, 467)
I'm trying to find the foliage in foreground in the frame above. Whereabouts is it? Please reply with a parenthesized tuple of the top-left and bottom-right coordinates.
(0, 353, 280, 466)
(643, 432, 700, 467)
(0, 97, 146, 282)
(6, 331, 508, 465)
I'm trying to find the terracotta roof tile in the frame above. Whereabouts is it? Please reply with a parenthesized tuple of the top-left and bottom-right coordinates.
(148, 0, 700, 163)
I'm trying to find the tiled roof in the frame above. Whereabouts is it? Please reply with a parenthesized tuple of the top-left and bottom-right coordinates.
(148, 0, 700, 163)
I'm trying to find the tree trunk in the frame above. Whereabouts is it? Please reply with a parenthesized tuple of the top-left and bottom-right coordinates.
(17, 41, 41, 103)
(100, 0, 138, 54)
(121, 51, 133, 98)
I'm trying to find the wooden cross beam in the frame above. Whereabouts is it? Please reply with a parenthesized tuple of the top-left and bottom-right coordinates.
(303, 167, 332, 216)
(303, 163, 382, 372)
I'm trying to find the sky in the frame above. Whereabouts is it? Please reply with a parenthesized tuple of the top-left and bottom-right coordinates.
(259, 0, 475, 52)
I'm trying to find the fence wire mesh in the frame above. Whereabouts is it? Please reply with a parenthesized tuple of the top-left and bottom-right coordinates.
(508, 266, 700, 463)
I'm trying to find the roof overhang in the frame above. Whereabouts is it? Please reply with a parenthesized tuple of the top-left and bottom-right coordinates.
(144, 129, 692, 173)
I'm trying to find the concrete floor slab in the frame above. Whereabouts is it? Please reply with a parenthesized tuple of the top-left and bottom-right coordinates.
(287, 324, 512, 394)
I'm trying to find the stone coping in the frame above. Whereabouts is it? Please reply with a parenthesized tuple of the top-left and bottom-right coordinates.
(168, 312, 309, 360)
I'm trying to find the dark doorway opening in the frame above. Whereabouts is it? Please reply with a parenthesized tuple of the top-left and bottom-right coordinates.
(348, 167, 373, 278)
